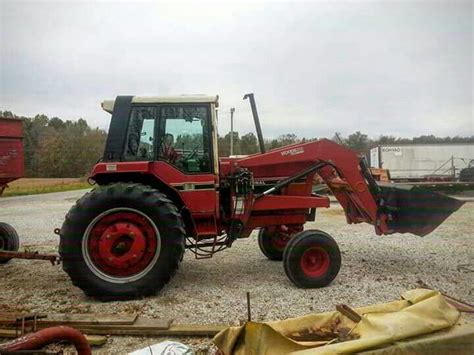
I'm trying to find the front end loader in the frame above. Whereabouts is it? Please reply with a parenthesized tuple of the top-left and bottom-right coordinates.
(57, 94, 463, 300)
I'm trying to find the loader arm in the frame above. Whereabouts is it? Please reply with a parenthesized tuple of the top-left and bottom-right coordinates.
(233, 139, 463, 236)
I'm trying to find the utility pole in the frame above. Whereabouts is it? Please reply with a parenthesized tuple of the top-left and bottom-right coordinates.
(451, 156, 455, 178)
(230, 107, 235, 156)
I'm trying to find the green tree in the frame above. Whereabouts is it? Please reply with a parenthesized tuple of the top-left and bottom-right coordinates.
(277, 133, 298, 146)
(345, 131, 369, 152)
(217, 132, 241, 157)
(5, 113, 107, 178)
(240, 132, 259, 155)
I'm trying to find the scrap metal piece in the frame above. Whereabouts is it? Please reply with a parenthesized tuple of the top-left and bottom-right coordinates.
(0, 250, 60, 265)
(14, 314, 48, 336)
(416, 280, 474, 313)
(336, 304, 362, 323)
(246, 292, 252, 322)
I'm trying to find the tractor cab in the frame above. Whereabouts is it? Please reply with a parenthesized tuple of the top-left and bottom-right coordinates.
(101, 95, 219, 175)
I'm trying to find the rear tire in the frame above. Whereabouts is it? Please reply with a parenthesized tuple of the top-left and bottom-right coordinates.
(0, 223, 20, 264)
(283, 230, 341, 288)
(59, 183, 186, 301)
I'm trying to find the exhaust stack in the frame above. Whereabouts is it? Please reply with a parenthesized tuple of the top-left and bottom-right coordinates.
(243, 93, 266, 154)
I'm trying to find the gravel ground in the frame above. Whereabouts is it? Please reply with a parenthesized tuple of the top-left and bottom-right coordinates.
(0, 189, 473, 354)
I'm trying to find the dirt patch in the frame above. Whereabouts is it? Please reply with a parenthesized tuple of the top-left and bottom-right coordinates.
(320, 208, 345, 216)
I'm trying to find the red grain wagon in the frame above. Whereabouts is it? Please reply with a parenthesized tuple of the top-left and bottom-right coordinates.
(0, 117, 24, 195)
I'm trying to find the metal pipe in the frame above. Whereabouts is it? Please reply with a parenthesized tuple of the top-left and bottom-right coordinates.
(246, 292, 252, 322)
(230, 107, 235, 156)
(256, 162, 328, 199)
(243, 93, 266, 154)
(0, 326, 91, 355)
(359, 157, 381, 197)
(185, 241, 227, 249)
(0, 250, 60, 265)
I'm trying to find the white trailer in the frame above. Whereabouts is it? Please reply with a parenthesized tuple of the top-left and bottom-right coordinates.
(370, 143, 474, 180)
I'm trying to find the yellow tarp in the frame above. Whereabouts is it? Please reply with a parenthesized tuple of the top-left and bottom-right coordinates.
(213, 289, 474, 354)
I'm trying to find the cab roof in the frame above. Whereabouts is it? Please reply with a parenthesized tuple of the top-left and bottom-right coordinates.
(101, 95, 219, 113)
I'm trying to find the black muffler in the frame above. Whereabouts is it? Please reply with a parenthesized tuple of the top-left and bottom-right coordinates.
(379, 184, 465, 237)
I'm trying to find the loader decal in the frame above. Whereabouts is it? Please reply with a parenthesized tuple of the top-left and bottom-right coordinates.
(281, 147, 304, 157)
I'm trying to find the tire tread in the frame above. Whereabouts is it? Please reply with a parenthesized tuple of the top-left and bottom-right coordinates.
(0, 223, 20, 264)
(59, 183, 185, 300)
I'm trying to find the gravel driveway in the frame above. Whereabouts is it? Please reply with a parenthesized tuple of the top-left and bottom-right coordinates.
(1, 190, 473, 353)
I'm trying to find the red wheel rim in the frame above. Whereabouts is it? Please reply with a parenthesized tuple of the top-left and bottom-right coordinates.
(266, 226, 290, 251)
(85, 210, 159, 280)
(271, 233, 288, 251)
(300, 247, 330, 278)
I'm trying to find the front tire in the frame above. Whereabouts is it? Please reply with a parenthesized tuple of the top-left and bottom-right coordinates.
(0, 223, 20, 264)
(59, 183, 186, 300)
(283, 230, 341, 288)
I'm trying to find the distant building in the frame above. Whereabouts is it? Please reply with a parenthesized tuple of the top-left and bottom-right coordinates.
(370, 143, 474, 180)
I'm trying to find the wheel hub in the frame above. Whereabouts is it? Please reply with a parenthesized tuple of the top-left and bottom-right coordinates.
(300, 247, 330, 277)
(269, 226, 290, 251)
(87, 211, 158, 278)
(271, 234, 289, 250)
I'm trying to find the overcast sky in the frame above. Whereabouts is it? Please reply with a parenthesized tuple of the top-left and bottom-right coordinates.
(1, 0, 472, 139)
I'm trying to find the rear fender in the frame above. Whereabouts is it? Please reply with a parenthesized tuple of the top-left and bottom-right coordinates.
(92, 171, 197, 237)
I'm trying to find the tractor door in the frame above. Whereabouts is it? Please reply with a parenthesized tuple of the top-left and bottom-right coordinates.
(152, 103, 219, 237)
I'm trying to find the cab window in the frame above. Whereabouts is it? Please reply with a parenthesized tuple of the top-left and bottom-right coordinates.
(124, 107, 156, 161)
(159, 105, 211, 173)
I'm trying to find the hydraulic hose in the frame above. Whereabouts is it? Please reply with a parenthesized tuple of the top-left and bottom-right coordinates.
(0, 326, 91, 355)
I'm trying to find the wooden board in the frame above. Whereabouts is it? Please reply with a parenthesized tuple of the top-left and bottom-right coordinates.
(0, 316, 173, 334)
(72, 317, 173, 332)
(0, 312, 224, 337)
(76, 323, 226, 336)
(39, 313, 139, 326)
(0, 322, 225, 338)
(0, 312, 138, 326)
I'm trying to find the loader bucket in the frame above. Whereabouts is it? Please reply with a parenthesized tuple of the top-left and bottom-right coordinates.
(378, 184, 465, 237)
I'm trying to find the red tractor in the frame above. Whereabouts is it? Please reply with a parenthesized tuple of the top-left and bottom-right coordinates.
(53, 94, 463, 300)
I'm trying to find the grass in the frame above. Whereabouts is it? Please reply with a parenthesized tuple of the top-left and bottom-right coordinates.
(320, 208, 345, 216)
(2, 178, 91, 197)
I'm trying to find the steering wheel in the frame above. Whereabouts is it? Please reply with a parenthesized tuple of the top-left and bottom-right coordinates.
(184, 145, 200, 160)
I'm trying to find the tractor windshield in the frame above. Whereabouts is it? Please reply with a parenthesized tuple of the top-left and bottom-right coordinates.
(122, 104, 212, 173)
(158, 105, 212, 173)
